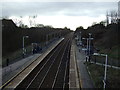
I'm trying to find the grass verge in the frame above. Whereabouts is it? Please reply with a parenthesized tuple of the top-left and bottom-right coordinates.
(2, 45, 32, 67)
(86, 62, 120, 88)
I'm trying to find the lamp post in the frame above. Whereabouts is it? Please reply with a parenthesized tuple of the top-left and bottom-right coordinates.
(79, 32, 82, 46)
(82, 33, 93, 62)
(80, 32, 81, 42)
(93, 53, 108, 89)
(46, 34, 48, 46)
(23, 36, 29, 57)
(88, 33, 92, 56)
(88, 33, 93, 62)
(87, 38, 89, 54)
(82, 38, 89, 62)
(31, 43, 34, 54)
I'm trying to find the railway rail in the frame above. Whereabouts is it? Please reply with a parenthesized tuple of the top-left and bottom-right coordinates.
(4, 33, 73, 89)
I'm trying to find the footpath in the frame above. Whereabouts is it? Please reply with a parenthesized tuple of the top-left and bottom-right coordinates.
(75, 40, 95, 88)
(69, 40, 94, 89)
(0, 38, 63, 87)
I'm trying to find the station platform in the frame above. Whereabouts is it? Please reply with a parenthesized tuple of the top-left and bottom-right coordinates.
(1, 38, 95, 89)
(69, 40, 94, 89)
(0, 38, 64, 89)
(69, 40, 80, 89)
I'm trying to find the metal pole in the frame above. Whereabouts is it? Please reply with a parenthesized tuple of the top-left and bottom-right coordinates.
(23, 36, 29, 56)
(89, 33, 91, 56)
(32, 43, 33, 54)
(87, 38, 89, 61)
(87, 38, 89, 52)
(80, 32, 81, 42)
(88, 33, 92, 62)
(77, 35, 78, 42)
(45, 35, 46, 45)
(23, 36, 24, 56)
(104, 55, 108, 89)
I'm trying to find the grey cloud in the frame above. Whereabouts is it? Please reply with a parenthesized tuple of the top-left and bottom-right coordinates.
(2, 2, 118, 17)
(60, 2, 118, 17)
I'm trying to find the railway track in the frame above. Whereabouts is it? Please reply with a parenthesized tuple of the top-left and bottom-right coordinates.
(15, 33, 73, 89)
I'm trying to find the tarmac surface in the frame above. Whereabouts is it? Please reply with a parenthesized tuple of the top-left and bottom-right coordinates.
(69, 39, 95, 89)
(74, 40, 95, 88)
(1, 54, 40, 86)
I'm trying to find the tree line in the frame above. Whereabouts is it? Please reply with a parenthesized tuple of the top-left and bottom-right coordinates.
(75, 21, 119, 53)
(2, 19, 71, 57)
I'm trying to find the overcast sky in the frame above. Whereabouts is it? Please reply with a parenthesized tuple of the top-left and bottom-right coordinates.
(1, 0, 119, 30)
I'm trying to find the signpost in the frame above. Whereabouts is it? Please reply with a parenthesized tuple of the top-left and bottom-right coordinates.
(82, 34, 93, 62)
(93, 53, 108, 89)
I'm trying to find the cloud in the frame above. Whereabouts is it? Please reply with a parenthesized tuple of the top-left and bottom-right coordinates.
(2, 2, 118, 30)
(1, 0, 119, 2)
(9, 15, 106, 30)
(2, 2, 118, 17)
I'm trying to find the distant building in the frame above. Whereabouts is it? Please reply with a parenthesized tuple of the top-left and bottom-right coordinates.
(2, 19, 17, 29)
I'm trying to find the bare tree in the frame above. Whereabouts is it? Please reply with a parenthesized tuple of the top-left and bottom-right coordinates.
(19, 16, 23, 27)
(106, 11, 109, 25)
(12, 16, 23, 27)
(33, 15, 37, 27)
(106, 10, 118, 25)
(36, 24, 44, 27)
(110, 10, 118, 24)
(29, 15, 37, 27)
(118, 1, 120, 22)
(29, 16, 33, 27)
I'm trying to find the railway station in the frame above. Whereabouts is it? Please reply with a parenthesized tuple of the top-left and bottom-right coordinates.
(1, 1, 120, 89)
(1, 31, 95, 89)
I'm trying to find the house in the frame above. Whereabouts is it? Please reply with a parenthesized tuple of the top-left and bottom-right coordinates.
(2, 19, 17, 30)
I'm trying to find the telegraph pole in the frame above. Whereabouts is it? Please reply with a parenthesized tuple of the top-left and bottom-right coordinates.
(88, 33, 93, 62)
(22, 36, 29, 57)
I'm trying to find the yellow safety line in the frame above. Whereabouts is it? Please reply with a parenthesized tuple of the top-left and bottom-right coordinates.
(74, 40, 83, 88)
(0, 54, 41, 89)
